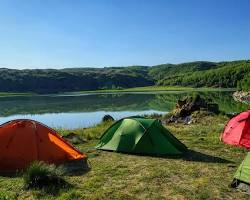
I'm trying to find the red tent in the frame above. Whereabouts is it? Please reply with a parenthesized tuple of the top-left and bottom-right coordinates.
(221, 110, 250, 148)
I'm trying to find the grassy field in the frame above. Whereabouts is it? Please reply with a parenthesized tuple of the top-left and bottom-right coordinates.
(0, 86, 235, 97)
(63, 86, 235, 95)
(0, 113, 248, 200)
(0, 92, 33, 97)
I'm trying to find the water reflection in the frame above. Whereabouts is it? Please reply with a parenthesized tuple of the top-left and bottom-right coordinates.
(0, 91, 248, 128)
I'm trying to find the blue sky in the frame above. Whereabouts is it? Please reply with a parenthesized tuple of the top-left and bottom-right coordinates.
(0, 0, 250, 69)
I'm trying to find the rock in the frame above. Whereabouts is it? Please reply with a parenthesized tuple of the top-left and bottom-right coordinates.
(174, 95, 215, 117)
(233, 91, 250, 104)
(102, 115, 114, 122)
(167, 95, 219, 123)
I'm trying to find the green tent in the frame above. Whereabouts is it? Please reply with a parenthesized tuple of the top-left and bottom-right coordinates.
(232, 152, 250, 186)
(96, 117, 187, 155)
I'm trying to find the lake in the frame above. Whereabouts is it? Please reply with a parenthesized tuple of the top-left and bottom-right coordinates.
(0, 91, 248, 128)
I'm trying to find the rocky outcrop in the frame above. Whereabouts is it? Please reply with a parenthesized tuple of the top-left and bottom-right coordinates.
(233, 91, 250, 104)
(167, 95, 219, 123)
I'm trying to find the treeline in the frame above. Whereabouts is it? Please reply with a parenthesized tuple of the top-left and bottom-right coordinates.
(237, 72, 250, 91)
(149, 61, 219, 81)
(0, 60, 249, 93)
(0, 66, 153, 93)
(153, 60, 250, 91)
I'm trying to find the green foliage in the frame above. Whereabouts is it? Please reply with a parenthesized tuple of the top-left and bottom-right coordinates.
(149, 61, 218, 81)
(0, 60, 249, 93)
(0, 66, 154, 93)
(23, 161, 66, 191)
(156, 60, 250, 88)
(237, 72, 250, 91)
(158, 61, 250, 88)
(0, 192, 17, 200)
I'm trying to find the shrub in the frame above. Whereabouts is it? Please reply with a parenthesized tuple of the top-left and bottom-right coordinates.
(102, 114, 114, 122)
(23, 161, 67, 190)
(0, 192, 17, 200)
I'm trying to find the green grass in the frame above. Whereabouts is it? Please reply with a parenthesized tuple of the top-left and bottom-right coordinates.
(0, 92, 34, 97)
(0, 114, 249, 199)
(0, 86, 235, 97)
(62, 86, 235, 95)
(86, 86, 195, 93)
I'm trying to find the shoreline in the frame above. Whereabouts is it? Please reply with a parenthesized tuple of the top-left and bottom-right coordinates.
(0, 86, 236, 97)
(56, 86, 236, 96)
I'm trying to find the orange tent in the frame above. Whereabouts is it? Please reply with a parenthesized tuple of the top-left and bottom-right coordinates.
(0, 119, 86, 172)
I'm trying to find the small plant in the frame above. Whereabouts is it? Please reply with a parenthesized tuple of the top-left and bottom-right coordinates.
(23, 161, 67, 190)
(0, 192, 16, 200)
(102, 114, 114, 122)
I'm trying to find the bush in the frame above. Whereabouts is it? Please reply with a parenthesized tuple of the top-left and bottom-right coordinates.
(23, 161, 67, 190)
(237, 73, 250, 91)
(102, 114, 114, 122)
(0, 192, 17, 200)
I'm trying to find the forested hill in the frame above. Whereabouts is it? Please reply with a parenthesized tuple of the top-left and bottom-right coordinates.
(152, 60, 250, 91)
(0, 60, 249, 93)
(0, 66, 154, 93)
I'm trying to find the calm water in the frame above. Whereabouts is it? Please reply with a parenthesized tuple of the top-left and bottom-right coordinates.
(0, 91, 248, 128)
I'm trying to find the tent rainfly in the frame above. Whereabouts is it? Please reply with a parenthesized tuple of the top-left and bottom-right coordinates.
(221, 110, 250, 149)
(96, 117, 187, 155)
(232, 152, 250, 187)
(0, 119, 86, 172)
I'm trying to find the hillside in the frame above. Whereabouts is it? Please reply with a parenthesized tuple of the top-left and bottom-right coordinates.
(0, 66, 153, 93)
(0, 60, 249, 93)
(156, 60, 250, 90)
(149, 61, 219, 81)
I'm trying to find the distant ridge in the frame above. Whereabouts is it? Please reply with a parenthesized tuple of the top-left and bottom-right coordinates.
(0, 60, 249, 93)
